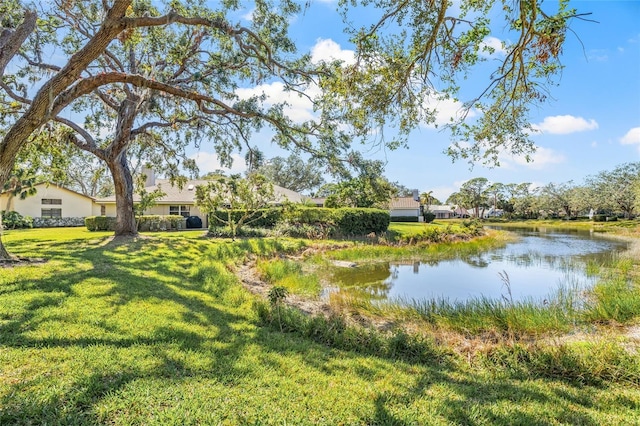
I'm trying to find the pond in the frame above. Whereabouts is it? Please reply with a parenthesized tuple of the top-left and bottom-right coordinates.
(329, 227, 631, 304)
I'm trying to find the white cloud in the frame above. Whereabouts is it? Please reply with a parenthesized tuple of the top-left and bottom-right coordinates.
(310, 38, 355, 65)
(190, 151, 246, 175)
(234, 37, 355, 125)
(480, 36, 507, 57)
(620, 127, 640, 152)
(508, 146, 565, 170)
(422, 95, 477, 128)
(586, 49, 608, 62)
(241, 8, 255, 21)
(532, 115, 598, 135)
(235, 81, 318, 123)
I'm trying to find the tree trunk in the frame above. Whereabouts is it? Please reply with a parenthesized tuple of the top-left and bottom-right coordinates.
(0, 213, 12, 260)
(108, 151, 137, 237)
(0, 153, 17, 260)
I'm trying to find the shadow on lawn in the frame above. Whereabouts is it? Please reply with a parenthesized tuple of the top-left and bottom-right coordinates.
(0, 234, 628, 425)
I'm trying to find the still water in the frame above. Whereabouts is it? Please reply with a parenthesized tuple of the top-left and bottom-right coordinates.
(330, 227, 630, 304)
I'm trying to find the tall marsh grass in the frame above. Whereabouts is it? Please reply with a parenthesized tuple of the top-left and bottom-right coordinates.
(256, 258, 321, 296)
(481, 340, 640, 385)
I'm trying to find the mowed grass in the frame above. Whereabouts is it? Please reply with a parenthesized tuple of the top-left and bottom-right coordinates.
(0, 228, 639, 424)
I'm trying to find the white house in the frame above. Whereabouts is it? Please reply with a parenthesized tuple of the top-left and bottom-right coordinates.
(94, 172, 307, 229)
(425, 205, 470, 219)
(1, 182, 94, 226)
(3, 171, 307, 229)
(428, 205, 456, 219)
(389, 197, 421, 221)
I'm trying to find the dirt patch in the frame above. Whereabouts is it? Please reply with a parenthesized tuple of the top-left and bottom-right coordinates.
(236, 261, 334, 317)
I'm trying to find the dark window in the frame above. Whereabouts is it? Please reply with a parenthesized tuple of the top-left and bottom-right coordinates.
(42, 198, 62, 205)
(169, 205, 190, 218)
(41, 208, 62, 218)
(100, 205, 106, 216)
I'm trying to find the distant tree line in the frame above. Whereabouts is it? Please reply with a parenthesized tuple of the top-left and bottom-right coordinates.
(446, 163, 640, 219)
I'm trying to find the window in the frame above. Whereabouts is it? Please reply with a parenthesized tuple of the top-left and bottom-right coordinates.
(42, 198, 62, 205)
(169, 205, 190, 218)
(41, 208, 62, 218)
(100, 205, 106, 216)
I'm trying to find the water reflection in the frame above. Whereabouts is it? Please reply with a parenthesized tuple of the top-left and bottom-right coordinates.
(329, 227, 629, 304)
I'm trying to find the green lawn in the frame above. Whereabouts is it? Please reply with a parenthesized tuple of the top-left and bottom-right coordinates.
(1, 227, 639, 425)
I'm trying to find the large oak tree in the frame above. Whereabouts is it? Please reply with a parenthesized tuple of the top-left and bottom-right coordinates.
(0, 0, 351, 257)
(1, 0, 588, 260)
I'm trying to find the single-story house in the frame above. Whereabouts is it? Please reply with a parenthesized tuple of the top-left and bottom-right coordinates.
(3, 171, 307, 229)
(1, 182, 94, 226)
(94, 172, 307, 229)
(389, 197, 421, 221)
(428, 205, 456, 219)
(482, 207, 504, 218)
(425, 205, 471, 219)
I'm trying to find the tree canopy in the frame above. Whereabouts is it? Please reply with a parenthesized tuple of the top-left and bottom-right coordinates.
(256, 154, 325, 194)
(328, 0, 590, 165)
(1, 0, 590, 259)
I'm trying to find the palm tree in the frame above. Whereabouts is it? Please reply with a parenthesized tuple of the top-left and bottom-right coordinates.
(420, 190, 433, 212)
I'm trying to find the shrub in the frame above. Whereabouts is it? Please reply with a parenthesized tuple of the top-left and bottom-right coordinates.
(0, 211, 33, 229)
(332, 208, 390, 236)
(208, 226, 270, 238)
(282, 206, 335, 225)
(273, 221, 334, 239)
(423, 212, 436, 223)
(85, 216, 117, 231)
(137, 215, 186, 231)
(209, 208, 282, 230)
(391, 216, 420, 223)
(85, 215, 187, 232)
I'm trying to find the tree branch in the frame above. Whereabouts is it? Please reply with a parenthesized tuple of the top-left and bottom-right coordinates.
(0, 9, 37, 75)
(54, 116, 103, 157)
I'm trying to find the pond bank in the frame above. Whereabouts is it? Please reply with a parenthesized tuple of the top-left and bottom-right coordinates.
(237, 223, 640, 354)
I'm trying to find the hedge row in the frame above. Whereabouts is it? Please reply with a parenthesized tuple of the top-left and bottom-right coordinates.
(209, 206, 390, 237)
(209, 208, 281, 229)
(390, 216, 420, 223)
(85, 216, 117, 231)
(85, 215, 187, 232)
(332, 208, 390, 235)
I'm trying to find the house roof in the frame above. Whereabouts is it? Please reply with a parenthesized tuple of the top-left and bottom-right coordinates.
(427, 205, 471, 215)
(429, 204, 454, 212)
(95, 179, 305, 205)
(389, 197, 420, 209)
(1, 182, 95, 200)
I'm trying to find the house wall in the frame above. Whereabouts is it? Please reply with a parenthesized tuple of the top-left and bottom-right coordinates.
(390, 208, 419, 218)
(1, 184, 93, 218)
(431, 210, 454, 219)
(93, 204, 117, 216)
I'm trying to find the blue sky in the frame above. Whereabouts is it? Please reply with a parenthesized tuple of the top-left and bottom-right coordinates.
(191, 1, 638, 200)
